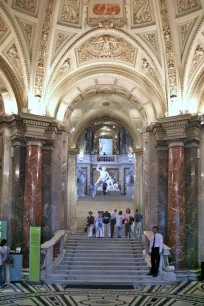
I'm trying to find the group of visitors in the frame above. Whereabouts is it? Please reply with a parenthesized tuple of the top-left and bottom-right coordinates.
(0, 239, 11, 289)
(85, 208, 143, 239)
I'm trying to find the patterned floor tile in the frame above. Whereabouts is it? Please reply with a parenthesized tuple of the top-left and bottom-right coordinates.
(0, 282, 203, 306)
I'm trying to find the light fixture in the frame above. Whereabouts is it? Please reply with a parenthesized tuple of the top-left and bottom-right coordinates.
(170, 95, 177, 103)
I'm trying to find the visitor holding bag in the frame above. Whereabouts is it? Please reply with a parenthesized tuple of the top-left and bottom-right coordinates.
(1, 239, 11, 286)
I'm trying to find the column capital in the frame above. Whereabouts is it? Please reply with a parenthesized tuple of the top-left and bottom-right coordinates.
(68, 148, 79, 155)
(26, 139, 43, 147)
(168, 140, 184, 148)
(11, 136, 26, 147)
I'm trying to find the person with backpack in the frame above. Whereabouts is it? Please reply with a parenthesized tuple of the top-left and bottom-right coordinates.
(86, 211, 95, 238)
(103, 209, 111, 238)
(95, 211, 103, 238)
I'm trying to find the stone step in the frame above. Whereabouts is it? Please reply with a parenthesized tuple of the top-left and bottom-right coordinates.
(65, 250, 143, 255)
(44, 278, 177, 286)
(46, 274, 156, 281)
(54, 269, 149, 275)
(57, 265, 148, 270)
(60, 260, 145, 265)
(64, 255, 144, 261)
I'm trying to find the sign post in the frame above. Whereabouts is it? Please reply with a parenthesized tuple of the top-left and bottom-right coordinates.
(29, 227, 41, 282)
(0, 221, 7, 240)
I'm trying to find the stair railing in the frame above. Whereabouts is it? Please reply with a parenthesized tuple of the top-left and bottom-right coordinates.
(40, 230, 67, 278)
(142, 231, 176, 280)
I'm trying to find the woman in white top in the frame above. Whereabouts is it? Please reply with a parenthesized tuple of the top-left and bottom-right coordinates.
(116, 211, 123, 238)
(1, 239, 11, 286)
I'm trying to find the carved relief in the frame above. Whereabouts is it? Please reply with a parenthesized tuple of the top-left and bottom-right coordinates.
(0, 16, 7, 34)
(35, 0, 53, 96)
(7, 44, 22, 74)
(178, 0, 198, 12)
(22, 22, 33, 43)
(93, 4, 121, 15)
(159, 0, 177, 96)
(133, 0, 152, 25)
(180, 22, 191, 44)
(77, 35, 135, 64)
(142, 58, 154, 75)
(189, 45, 204, 77)
(56, 59, 71, 77)
(61, 0, 80, 25)
(56, 33, 69, 50)
(144, 33, 156, 49)
(15, 0, 37, 12)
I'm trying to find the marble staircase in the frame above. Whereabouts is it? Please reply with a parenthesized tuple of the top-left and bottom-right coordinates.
(45, 196, 178, 285)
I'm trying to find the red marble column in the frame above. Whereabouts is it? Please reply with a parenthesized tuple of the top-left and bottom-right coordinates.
(168, 141, 185, 270)
(23, 140, 42, 267)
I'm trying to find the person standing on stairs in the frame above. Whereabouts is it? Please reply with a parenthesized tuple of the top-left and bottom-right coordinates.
(134, 209, 143, 240)
(87, 211, 95, 238)
(147, 226, 163, 277)
(116, 210, 123, 238)
(95, 211, 103, 238)
(110, 208, 117, 238)
(123, 208, 133, 239)
(103, 209, 111, 238)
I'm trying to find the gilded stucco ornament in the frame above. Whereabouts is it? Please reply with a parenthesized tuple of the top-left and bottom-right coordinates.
(7, 44, 22, 75)
(133, 0, 152, 25)
(15, 0, 37, 12)
(22, 22, 33, 43)
(61, 0, 80, 25)
(35, 0, 53, 96)
(77, 35, 135, 64)
(189, 45, 204, 78)
(178, 0, 199, 12)
(142, 58, 154, 76)
(159, 0, 177, 97)
(0, 16, 7, 34)
(180, 22, 191, 45)
(144, 33, 156, 49)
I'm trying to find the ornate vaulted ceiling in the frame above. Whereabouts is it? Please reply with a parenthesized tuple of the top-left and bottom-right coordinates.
(0, 0, 204, 147)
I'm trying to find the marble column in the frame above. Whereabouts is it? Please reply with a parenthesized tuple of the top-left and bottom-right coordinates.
(185, 141, 199, 269)
(42, 143, 52, 243)
(134, 151, 143, 206)
(157, 143, 168, 241)
(198, 128, 204, 264)
(11, 138, 26, 249)
(168, 141, 185, 270)
(67, 150, 77, 230)
(24, 140, 42, 266)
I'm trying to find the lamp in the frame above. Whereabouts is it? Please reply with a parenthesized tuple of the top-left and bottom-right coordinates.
(170, 95, 177, 103)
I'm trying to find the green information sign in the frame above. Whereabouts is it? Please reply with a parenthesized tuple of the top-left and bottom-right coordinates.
(0, 221, 7, 240)
(29, 227, 41, 282)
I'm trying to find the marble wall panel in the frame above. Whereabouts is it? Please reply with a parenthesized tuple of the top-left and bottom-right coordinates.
(0, 128, 13, 244)
(198, 129, 204, 264)
(24, 143, 42, 266)
(158, 147, 168, 241)
(67, 154, 77, 229)
(11, 143, 26, 249)
(185, 144, 198, 269)
(143, 133, 158, 231)
(42, 145, 52, 243)
(168, 144, 185, 270)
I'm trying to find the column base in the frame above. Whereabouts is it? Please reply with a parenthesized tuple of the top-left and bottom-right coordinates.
(175, 269, 201, 281)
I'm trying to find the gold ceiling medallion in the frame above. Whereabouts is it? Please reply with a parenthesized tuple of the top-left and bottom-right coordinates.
(86, 0, 126, 27)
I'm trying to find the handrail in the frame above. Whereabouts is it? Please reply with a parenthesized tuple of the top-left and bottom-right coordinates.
(142, 231, 176, 280)
(40, 230, 67, 278)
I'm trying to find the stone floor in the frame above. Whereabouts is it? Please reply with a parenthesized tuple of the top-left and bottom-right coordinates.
(0, 281, 204, 305)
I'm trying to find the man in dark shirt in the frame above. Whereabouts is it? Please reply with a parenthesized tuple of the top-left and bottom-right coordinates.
(103, 181, 107, 195)
(134, 209, 143, 239)
(103, 210, 111, 237)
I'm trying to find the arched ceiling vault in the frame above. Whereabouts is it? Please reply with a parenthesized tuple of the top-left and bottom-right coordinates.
(0, 0, 203, 125)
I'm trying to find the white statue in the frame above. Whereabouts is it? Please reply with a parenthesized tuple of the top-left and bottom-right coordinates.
(95, 164, 114, 189)
(126, 167, 134, 185)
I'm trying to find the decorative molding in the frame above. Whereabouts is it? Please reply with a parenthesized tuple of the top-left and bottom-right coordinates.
(133, 0, 152, 25)
(14, 0, 37, 13)
(77, 35, 135, 64)
(178, 0, 199, 13)
(6, 44, 22, 75)
(61, 0, 80, 26)
(159, 0, 177, 97)
(34, 0, 53, 96)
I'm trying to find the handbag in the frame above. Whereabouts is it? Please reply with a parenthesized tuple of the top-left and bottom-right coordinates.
(6, 248, 13, 265)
